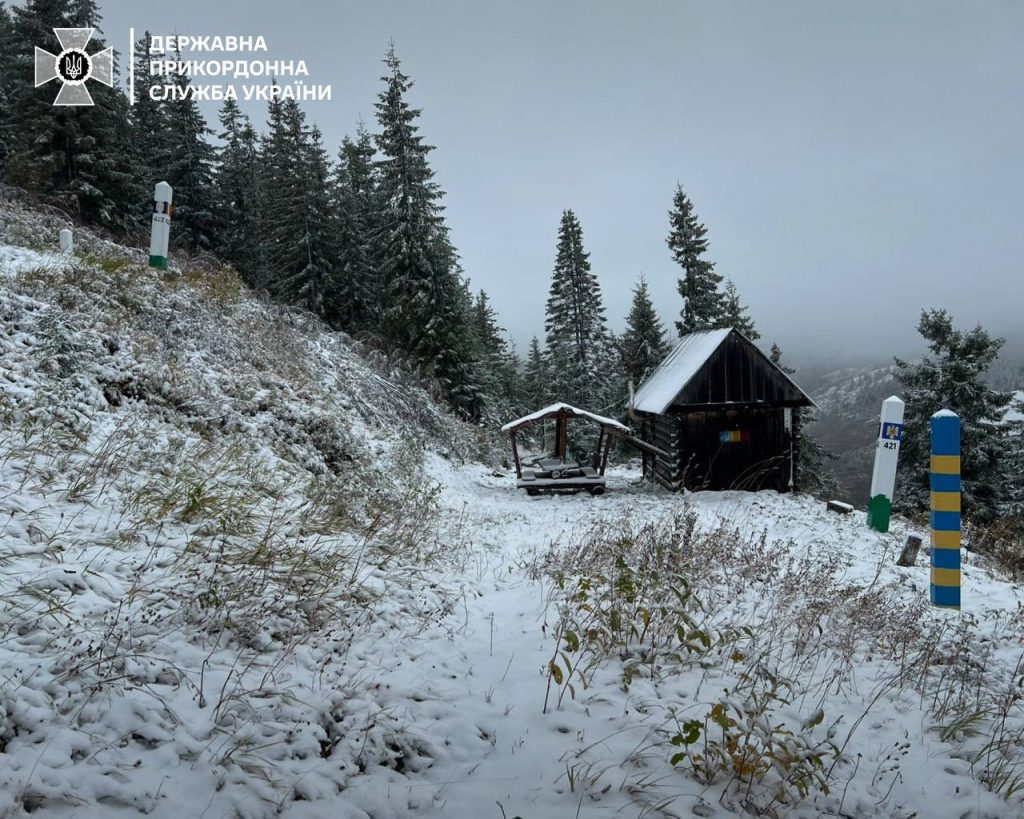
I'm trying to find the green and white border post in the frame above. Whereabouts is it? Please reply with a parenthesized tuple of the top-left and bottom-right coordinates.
(930, 409, 961, 609)
(867, 395, 904, 532)
(148, 181, 172, 270)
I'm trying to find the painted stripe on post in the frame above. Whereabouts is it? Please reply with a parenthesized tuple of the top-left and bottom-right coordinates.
(932, 530, 961, 550)
(930, 473, 961, 492)
(931, 492, 961, 512)
(931, 585, 960, 607)
(931, 511, 961, 531)
(930, 455, 960, 474)
(930, 410, 961, 610)
(931, 568, 961, 586)
(932, 547, 960, 569)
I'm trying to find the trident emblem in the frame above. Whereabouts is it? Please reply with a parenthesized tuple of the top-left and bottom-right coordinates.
(64, 53, 84, 80)
(34, 28, 113, 106)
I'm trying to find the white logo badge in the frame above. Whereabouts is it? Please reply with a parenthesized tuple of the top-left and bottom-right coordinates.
(34, 28, 113, 106)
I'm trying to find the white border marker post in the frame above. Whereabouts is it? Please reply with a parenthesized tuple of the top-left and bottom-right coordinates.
(59, 228, 73, 255)
(148, 181, 172, 270)
(867, 395, 904, 532)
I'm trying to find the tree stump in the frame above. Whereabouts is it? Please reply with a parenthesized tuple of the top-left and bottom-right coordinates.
(897, 535, 922, 567)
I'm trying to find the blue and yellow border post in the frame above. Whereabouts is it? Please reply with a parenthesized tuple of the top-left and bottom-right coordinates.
(930, 409, 961, 609)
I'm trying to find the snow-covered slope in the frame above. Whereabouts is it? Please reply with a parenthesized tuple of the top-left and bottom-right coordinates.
(2, 201, 1024, 819)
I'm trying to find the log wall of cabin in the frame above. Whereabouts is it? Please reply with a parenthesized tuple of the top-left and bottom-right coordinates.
(642, 407, 796, 493)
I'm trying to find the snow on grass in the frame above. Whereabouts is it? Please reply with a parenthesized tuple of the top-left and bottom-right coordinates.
(2, 199, 1024, 819)
(0, 244, 68, 278)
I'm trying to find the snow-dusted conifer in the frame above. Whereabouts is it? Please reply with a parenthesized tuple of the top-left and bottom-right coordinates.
(215, 99, 263, 283)
(331, 123, 379, 333)
(7, 1, 139, 231)
(668, 184, 725, 336)
(722, 278, 759, 339)
(544, 209, 611, 412)
(161, 53, 218, 251)
(621, 275, 669, 386)
(895, 309, 1015, 522)
(523, 337, 548, 410)
(373, 45, 478, 416)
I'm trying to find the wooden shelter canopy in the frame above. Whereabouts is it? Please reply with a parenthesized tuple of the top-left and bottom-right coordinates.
(501, 402, 630, 433)
(503, 403, 667, 493)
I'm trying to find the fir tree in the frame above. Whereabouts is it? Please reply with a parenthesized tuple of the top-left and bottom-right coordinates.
(6, 1, 140, 231)
(214, 99, 262, 282)
(373, 45, 478, 416)
(722, 278, 759, 339)
(262, 101, 341, 315)
(330, 122, 379, 333)
(469, 290, 521, 422)
(0, 3, 15, 174)
(668, 183, 725, 335)
(523, 337, 549, 409)
(621, 275, 669, 386)
(544, 209, 612, 412)
(130, 31, 172, 190)
(161, 53, 218, 251)
(894, 309, 1015, 522)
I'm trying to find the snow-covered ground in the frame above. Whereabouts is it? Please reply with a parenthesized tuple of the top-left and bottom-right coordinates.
(0, 244, 67, 278)
(3, 203, 1024, 818)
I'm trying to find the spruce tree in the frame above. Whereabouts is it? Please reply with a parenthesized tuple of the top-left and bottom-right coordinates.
(544, 209, 617, 443)
(0, 3, 15, 174)
(373, 45, 478, 416)
(6, 1, 139, 231)
(894, 310, 1015, 522)
(668, 183, 725, 336)
(262, 102, 341, 315)
(469, 290, 522, 422)
(330, 123, 380, 333)
(130, 32, 172, 189)
(374, 44, 445, 348)
(161, 55, 218, 251)
(214, 99, 262, 282)
(523, 337, 549, 409)
(722, 278, 759, 339)
(621, 275, 669, 386)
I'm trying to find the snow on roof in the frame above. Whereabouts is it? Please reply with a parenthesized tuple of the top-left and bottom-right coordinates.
(501, 402, 630, 433)
(631, 328, 732, 414)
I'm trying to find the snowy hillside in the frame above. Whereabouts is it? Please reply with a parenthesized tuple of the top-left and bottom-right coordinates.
(2, 201, 1024, 819)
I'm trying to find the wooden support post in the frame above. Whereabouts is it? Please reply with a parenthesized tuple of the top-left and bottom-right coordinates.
(599, 432, 612, 475)
(556, 412, 568, 463)
(868, 396, 905, 533)
(509, 430, 522, 479)
(593, 428, 605, 470)
(930, 410, 961, 609)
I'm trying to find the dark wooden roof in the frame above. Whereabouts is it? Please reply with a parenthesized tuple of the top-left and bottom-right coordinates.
(632, 328, 816, 413)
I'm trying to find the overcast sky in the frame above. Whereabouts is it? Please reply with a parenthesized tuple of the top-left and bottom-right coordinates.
(95, 0, 1023, 365)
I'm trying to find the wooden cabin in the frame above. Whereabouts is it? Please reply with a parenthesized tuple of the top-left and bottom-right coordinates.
(631, 328, 816, 492)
